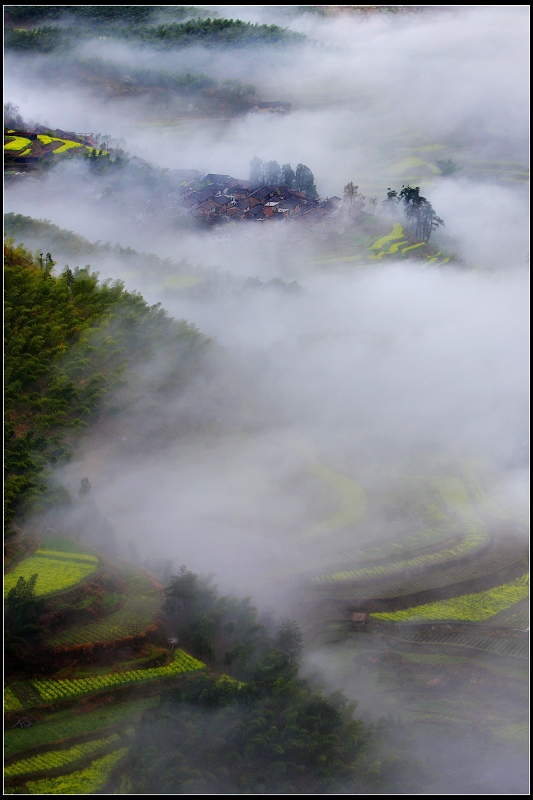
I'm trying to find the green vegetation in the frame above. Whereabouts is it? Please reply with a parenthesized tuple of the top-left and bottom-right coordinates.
(382, 186, 444, 243)
(5, 6, 187, 27)
(314, 527, 488, 584)
(25, 747, 129, 794)
(4, 136, 32, 151)
(4, 13, 305, 54)
(346, 534, 528, 601)
(5, 733, 120, 778)
(4, 548, 99, 598)
(30, 649, 205, 705)
(371, 574, 529, 623)
(126, 656, 386, 794)
(48, 573, 160, 646)
(369, 222, 404, 251)
(122, 18, 305, 49)
(4, 239, 210, 534)
(4, 687, 24, 713)
(4, 697, 158, 758)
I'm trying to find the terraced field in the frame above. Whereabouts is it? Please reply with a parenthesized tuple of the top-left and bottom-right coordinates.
(370, 574, 529, 624)
(485, 598, 529, 630)
(4, 697, 158, 759)
(5, 734, 121, 779)
(335, 534, 528, 602)
(48, 573, 160, 647)
(6, 649, 205, 713)
(389, 628, 529, 659)
(313, 526, 489, 587)
(24, 748, 129, 794)
(4, 546, 99, 598)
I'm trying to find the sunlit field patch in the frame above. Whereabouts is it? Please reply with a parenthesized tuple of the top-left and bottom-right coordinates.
(4, 549, 99, 598)
(314, 526, 488, 584)
(30, 649, 205, 705)
(369, 223, 404, 251)
(4, 687, 23, 713)
(4, 734, 120, 779)
(370, 574, 529, 623)
(37, 134, 88, 154)
(25, 747, 128, 794)
(4, 136, 32, 151)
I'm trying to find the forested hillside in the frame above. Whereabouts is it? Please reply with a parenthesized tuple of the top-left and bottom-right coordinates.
(4, 240, 209, 535)
(4, 244, 415, 793)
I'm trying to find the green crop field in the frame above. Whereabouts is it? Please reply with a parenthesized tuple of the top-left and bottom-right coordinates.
(4, 136, 32, 151)
(4, 697, 158, 759)
(5, 734, 120, 779)
(346, 535, 528, 600)
(4, 687, 24, 713)
(4, 548, 99, 598)
(25, 747, 128, 794)
(370, 574, 529, 623)
(48, 573, 160, 647)
(27, 649, 204, 706)
(314, 526, 488, 585)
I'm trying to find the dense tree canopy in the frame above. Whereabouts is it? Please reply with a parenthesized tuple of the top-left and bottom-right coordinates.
(383, 185, 444, 242)
(4, 240, 209, 535)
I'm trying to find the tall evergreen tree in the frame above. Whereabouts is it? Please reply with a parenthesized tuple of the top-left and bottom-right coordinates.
(264, 160, 281, 185)
(249, 156, 264, 187)
(295, 163, 318, 198)
(281, 163, 295, 188)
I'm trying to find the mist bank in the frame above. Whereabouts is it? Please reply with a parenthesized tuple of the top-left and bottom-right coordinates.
(5, 6, 528, 190)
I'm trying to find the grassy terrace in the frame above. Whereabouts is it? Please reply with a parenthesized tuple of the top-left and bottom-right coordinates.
(25, 747, 129, 794)
(4, 548, 99, 598)
(347, 535, 528, 601)
(313, 527, 488, 585)
(5, 649, 205, 712)
(48, 573, 160, 647)
(5, 734, 120, 779)
(4, 697, 158, 759)
(370, 574, 529, 623)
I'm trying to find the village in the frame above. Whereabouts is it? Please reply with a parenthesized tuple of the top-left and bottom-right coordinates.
(166, 172, 342, 226)
(5, 126, 344, 231)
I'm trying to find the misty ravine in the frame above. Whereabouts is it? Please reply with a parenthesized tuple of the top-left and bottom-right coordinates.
(4, 4, 529, 795)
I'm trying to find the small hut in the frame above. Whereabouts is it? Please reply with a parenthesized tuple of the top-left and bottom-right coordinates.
(351, 612, 368, 629)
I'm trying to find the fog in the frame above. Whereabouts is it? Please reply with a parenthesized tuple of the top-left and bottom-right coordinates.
(5, 0, 528, 577)
(4, 5, 529, 791)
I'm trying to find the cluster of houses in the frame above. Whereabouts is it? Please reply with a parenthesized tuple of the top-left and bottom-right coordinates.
(174, 173, 341, 225)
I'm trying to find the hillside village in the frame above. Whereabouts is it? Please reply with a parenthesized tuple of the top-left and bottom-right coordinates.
(5, 127, 342, 229)
(163, 172, 342, 225)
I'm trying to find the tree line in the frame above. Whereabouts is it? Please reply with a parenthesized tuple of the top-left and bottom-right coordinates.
(120, 565, 417, 794)
(5, 15, 305, 54)
(4, 239, 210, 537)
(342, 180, 444, 242)
(383, 185, 444, 242)
(249, 157, 318, 197)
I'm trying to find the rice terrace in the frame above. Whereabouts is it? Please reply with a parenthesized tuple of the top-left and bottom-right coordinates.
(4, 458, 528, 792)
